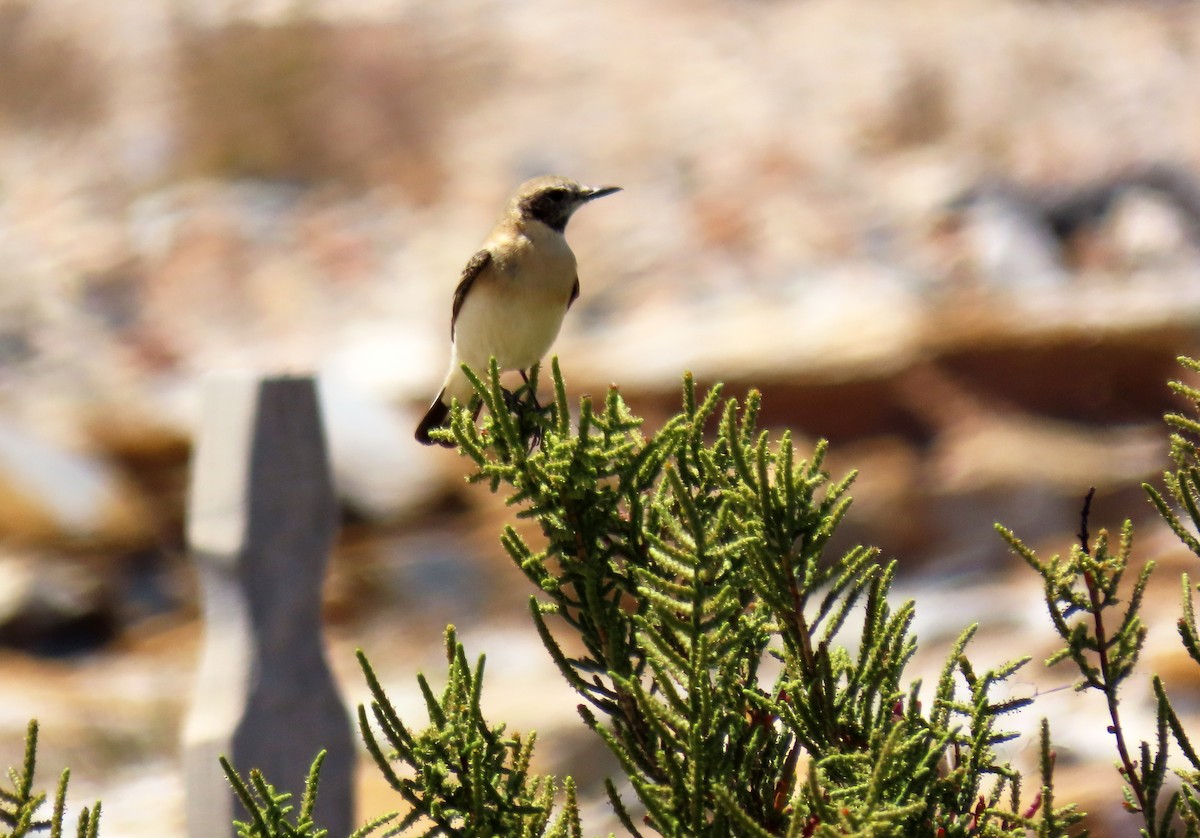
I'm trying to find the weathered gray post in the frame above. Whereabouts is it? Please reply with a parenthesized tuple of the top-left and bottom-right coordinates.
(183, 374, 354, 837)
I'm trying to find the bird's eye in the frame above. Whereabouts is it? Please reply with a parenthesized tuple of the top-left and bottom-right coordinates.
(547, 188, 570, 202)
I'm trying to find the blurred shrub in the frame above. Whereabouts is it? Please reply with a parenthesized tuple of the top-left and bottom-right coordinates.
(0, 1, 108, 132)
(172, 15, 330, 185)
(172, 11, 490, 200)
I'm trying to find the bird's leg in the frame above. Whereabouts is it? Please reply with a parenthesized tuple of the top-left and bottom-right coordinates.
(500, 386, 520, 411)
(518, 369, 542, 411)
(516, 369, 545, 452)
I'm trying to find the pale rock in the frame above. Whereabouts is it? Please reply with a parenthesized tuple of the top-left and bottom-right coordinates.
(957, 187, 1072, 288)
(0, 417, 155, 548)
(1105, 186, 1197, 270)
(318, 374, 448, 521)
(930, 416, 1163, 493)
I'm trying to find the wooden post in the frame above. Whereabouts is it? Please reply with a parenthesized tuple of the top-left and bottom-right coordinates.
(183, 374, 354, 837)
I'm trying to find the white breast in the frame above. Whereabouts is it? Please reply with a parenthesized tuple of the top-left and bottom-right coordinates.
(452, 222, 577, 374)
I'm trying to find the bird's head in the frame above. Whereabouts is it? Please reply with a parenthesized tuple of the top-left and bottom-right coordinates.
(512, 175, 621, 232)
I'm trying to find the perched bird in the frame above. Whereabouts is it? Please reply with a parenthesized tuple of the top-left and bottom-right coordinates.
(415, 175, 621, 446)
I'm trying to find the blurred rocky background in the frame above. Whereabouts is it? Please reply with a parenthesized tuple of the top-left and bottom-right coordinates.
(1, 0, 1200, 834)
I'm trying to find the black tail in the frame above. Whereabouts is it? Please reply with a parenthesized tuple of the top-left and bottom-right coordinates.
(415, 393, 454, 447)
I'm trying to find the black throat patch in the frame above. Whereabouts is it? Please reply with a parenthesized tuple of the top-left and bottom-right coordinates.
(522, 192, 573, 232)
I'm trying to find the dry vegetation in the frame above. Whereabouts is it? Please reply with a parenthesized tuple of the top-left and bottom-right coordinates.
(0, 1, 107, 132)
(170, 13, 494, 201)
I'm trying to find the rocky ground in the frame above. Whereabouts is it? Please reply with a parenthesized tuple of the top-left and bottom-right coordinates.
(2, 0, 1200, 835)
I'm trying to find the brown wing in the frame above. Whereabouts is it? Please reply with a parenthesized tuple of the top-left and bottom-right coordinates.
(568, 276, 580, 309)
(450, 249, 492, 339)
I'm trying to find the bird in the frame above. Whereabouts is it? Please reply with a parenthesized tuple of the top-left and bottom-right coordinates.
(415, 175, 621, 446)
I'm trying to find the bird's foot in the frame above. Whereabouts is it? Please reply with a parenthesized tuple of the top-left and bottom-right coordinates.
(513, 395, 547, 453)
(512, 371, 549, 453)
(500, 386, 520, 412)
(524, 422, 544, 454)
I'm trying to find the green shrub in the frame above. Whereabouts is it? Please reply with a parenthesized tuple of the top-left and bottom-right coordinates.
(0, 721, 99, 838)
(23, 356, 1200, 836)
(314, 359, 1082, 836)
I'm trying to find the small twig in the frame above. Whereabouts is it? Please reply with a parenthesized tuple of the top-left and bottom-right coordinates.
(1078, 486, 1096, 555)
(780, 543, 817, 674)
(768, 737, 803, 827)
(1084, 569, 1149, 818)
(1076, 489, 1151, 822)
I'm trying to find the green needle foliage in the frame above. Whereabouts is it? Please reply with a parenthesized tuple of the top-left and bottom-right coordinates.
(221, 627, 580, 838)
(1002, 355, 1200, 838)
(427, 358, 1074, 836)
(16, 357, 1200, 837)
(0, 721, 99, 838)
(1146, 355, 1200, 834)
(220, 753, 328, 838)
(1148, 355, 1200, 565)
(23, 357, 1200, 837)
(355, 627, 582, 837)
(1000, 502, 1165, 833)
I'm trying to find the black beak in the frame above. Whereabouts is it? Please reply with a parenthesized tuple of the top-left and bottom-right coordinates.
(583, 185, 622, 201)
